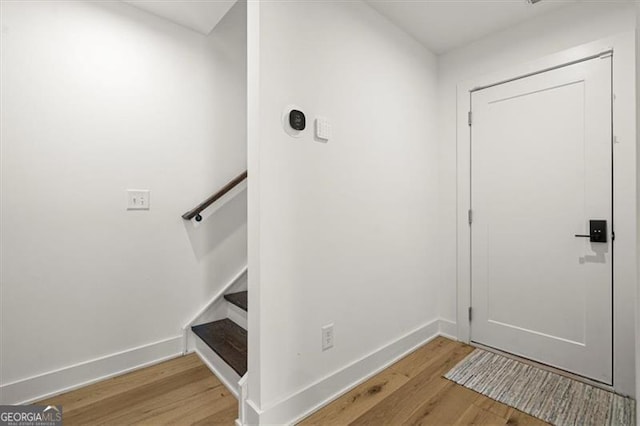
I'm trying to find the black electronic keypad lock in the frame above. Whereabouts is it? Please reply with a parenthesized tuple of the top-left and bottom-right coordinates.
(575, 220, 607, 243)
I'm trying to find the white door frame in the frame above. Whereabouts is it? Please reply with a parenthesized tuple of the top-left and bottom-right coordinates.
(455, 32, 637, 397)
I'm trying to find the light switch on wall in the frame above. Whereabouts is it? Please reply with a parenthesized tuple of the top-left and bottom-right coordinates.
(127, 190, 150, 210)
(315, 117, 331, 141)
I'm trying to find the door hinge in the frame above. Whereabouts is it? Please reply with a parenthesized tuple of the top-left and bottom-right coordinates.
(612, 230, 615, 241)
(468, 307, 472, 322)
(468, 209, 473, 225)
(468, 111, 473, 126)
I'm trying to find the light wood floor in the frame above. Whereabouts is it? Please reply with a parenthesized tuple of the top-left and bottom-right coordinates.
(39, 354, 237, 425)
(39, 337, 548, 425)
(300, 337, 548, 426)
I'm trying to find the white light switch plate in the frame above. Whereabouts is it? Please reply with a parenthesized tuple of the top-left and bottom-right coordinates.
(127, 189, 150, 210)
(315, 117, 331, 141)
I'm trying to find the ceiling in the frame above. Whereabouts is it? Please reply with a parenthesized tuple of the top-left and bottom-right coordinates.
(122, 0, 237, 35)
(366, 0, 576, 54)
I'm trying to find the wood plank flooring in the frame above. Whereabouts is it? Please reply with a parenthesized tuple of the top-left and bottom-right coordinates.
(300, 337, 549, 426)
(38, 337, 548, 425)
(38, 354, 237, 425)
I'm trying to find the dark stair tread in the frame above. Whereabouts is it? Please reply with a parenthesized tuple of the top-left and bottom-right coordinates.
(192, 319, 247, 376)
(224, 291, 248, 312)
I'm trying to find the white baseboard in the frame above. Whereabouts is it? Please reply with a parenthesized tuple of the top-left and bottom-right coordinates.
(242, 398, 261, 425)
(254, 318, 441, 425)
(0, 318, 458, 418)
(194, 337, 241, 398)
(438, 318, 457, 340)
(0, 336, 183, 405)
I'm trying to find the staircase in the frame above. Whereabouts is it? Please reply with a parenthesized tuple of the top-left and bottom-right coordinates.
(191, 291, 248, 376)
(182, 171, 249, 399)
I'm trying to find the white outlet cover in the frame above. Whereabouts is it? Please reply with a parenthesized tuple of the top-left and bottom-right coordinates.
(127, 189, 150, 210)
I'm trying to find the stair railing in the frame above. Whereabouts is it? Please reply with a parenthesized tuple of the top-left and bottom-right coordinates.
(182, 170, 247, 222)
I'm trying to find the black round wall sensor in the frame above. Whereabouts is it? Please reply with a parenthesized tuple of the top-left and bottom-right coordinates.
(289, 109, 306, 131)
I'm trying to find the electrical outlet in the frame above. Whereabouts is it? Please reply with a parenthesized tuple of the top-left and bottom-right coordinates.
(127, 189, 150, 210)
(322, 323, 334, 351)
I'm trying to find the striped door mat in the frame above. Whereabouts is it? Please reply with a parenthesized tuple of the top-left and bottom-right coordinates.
(444, 349, 635, 426)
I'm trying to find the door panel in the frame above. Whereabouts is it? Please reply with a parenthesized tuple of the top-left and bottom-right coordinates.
(470, 56, 612, 384)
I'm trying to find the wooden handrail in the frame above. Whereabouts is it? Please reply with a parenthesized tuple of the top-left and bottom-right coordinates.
(182, 171, 247, 221)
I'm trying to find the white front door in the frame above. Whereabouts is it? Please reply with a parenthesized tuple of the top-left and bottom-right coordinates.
(470, 56, 613, 384)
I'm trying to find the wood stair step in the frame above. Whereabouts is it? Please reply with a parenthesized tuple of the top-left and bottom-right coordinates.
(224, 291, 248, 312)
(191, 319, 247, 376)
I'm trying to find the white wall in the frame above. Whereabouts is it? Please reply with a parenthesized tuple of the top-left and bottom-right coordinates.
(247, 1, 439, 423)
(437, 1, 637, 324)
(0, 0, 246, 403)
